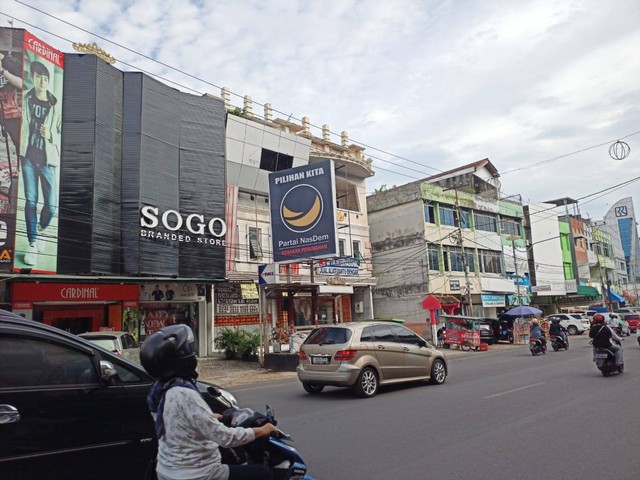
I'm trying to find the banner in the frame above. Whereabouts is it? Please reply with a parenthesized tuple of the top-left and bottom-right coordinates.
(268, 159, 338, 263)
(13, 31, 64, 273)
(0, 28, 24, 272)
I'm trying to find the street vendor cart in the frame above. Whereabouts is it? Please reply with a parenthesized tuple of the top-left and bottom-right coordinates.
(440, 315, 482, 351)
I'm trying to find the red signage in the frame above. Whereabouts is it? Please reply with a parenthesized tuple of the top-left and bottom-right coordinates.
(12, 283, 139, 303)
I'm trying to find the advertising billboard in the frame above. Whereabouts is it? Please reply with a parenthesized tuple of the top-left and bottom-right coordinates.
(0, 28, 24, 272)
(13, 31, 63, 273)
(268, 159, 338, 263)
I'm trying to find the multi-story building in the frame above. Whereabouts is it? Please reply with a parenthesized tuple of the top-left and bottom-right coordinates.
(367, 159, 526, 322)
(600, 197, 640, 284)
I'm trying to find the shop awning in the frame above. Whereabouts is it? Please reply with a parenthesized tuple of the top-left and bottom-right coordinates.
(607, 289, 625, 303)
(577, 285, 599, 297)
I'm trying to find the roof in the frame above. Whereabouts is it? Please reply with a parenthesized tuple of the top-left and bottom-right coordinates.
(424, 158, 500, 183)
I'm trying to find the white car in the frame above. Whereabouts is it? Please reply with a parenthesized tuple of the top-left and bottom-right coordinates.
(547, 314, 590, 335)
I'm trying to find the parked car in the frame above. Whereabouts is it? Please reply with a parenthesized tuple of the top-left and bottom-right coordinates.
(622, 313, 640, 333)
(0, 312, 238, 480)
(297, 321, 448, 398)
(615, 307, 640, 314)
(546, 313, 590, 335)
(79, 331, 140, 363)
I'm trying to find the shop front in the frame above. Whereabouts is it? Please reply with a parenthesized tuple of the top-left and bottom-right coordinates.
(11, 282, 139, 335)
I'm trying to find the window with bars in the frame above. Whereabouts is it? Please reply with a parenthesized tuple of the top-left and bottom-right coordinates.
(248, 227, 262, 259)
(475, 213, 497, 232)
(479, 250, 502, 274)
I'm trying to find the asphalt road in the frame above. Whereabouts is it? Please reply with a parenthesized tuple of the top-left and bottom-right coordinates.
(230, 334, 640, 480)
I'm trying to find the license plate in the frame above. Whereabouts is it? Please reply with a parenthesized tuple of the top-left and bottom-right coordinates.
(311, 356, 330, 365)
(594, 353, 608, 359)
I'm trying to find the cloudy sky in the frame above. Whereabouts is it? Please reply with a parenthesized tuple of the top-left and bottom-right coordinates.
(4, 0, 639, 220)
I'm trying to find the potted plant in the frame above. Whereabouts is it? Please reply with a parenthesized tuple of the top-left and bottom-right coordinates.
(238, 330, 261, 362)
(214, 328, 242, 360)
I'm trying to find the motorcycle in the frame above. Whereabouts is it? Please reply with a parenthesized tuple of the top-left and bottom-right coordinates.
(550, 334, 569, 351)
(529, 337, 546, 356)
(210, 387, 316, 480)
(593, 346, 624, 377)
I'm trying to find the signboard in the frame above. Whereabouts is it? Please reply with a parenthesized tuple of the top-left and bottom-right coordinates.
(215, 282, 259, 315)
(531, 285, 552, 292)
(317, 257, 359, 276)
(481, 294, 506, 307)
(268, 160, 338, 263)
(12, 282, 138, 304)
(258, 263, 276, 285)
(449, 280, 460, 291)
(139, 283, 201, 302)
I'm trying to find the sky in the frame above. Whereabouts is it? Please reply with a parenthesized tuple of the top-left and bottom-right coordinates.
(3, 0, 639, 221)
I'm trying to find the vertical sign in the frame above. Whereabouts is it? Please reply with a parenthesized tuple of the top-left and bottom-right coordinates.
(268, 159, 338, 263)
(0, 28, 25, 272)
(13, 31, 64, 273)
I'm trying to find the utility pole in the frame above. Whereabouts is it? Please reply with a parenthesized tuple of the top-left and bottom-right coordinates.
(508, 235, 522, 306)
(453, 188, 473, 315)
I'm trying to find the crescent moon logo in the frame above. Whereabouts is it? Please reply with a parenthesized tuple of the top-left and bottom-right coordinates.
(280, 185, 323, 233)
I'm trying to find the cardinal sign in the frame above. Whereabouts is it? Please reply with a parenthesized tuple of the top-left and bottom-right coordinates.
(268, 159, 338, 263)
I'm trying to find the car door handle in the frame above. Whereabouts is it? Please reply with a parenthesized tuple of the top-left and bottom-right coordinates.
(403, 347, 410, 352)
(0, 404, 20, 424)
(376, 345, 385, 350)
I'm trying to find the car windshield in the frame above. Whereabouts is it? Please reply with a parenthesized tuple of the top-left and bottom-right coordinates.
(304, 327, 350, 345)
(570, 314, 585, 319)
(86, 338, 118, 351)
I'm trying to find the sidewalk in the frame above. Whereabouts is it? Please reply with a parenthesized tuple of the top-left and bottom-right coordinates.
(197, 341, 525, 387)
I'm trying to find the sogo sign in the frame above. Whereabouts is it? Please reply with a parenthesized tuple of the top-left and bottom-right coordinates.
(140, 206, 227, 244)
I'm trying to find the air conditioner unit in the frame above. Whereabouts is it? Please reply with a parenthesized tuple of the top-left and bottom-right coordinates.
(354, 302, 364, 313)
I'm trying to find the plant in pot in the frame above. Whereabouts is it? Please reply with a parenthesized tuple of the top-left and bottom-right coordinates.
(214, 328, 242, 360)
(238, 330, 261, 362)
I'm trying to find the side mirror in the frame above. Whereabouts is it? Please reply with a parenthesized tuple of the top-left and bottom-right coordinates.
(99, 360, 117, 382)
(418, 339, 427, 348)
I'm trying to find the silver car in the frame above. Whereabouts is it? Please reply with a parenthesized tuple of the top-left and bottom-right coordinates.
(297, 321, 448, 398)
(79, 331, 140, 363)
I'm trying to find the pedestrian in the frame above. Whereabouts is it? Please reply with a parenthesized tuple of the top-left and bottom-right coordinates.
(140, 324, 278, 480)
(20, 60, 61, 266)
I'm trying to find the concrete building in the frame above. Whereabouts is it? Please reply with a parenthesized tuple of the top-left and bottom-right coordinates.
(367, 159, 525, 322)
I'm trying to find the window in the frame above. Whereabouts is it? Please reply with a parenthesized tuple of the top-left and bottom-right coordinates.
(427, 244, 440, 271)
(371, 324, 395, 342)
(352, 240, 363, 263)
(500, 219, 520, 237)
(360, 327, 373, 342)
(457, 209, 471, 229)
(425, 204, 435, 223)
(305, 327, 350, 345)
(259, 148, 293, 172)
(248, 227, 262, 259)
(0, 336, 98, 387)
(339, 239, 346, 257)
(475, 213, 497, 232)
(479, 250, 503, 274)
(443, 247, 475, 272)
(390, 325, 422, 345)
(439, 206, 456, 226)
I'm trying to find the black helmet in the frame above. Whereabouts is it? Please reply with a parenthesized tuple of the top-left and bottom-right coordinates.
(551, 318, 561, 324)
(140, 324, 198, 380)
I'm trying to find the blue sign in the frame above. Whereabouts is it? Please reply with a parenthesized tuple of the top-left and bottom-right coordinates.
(317, 257, 359, 276)
(268, 160, 338, 263)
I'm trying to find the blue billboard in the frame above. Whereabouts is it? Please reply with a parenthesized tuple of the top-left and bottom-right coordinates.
(268, 160, 338, 263)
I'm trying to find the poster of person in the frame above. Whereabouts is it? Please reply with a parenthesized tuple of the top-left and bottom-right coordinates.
(122, 307, 139, 343)
(0, 28, 24, 272)
(13, 31, 63, 273)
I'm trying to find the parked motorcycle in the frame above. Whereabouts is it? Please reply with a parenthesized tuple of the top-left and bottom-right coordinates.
(593, 347, 624, 377)
(529, 337, 546, 356)
(550, 335, 569, 351)
(210, 387, 316, 480)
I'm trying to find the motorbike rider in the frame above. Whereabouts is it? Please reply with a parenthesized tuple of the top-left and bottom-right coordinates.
(529, 318, 547, 350)
(140, 324, 278, 480)
(589, 313, 623, 367)
(548, 318, 568, 346)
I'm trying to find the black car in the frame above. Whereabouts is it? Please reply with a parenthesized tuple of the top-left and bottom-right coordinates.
(0, 311, 237, 480)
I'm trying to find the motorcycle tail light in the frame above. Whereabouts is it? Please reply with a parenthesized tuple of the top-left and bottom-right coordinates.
(298, 350, 308, 361)
(335, 350, 357, 361)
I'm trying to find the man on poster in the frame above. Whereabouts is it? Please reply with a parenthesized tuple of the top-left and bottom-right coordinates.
(20, 60, 61, 266)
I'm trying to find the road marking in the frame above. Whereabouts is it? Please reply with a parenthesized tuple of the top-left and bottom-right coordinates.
(484, 381, 546, 399)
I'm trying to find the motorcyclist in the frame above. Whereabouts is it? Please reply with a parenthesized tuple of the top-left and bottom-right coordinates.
(548, 318, 568, 346)
(529, 318, 547, 350)
(140, 324, 278, 480)
(588, 313, 623, 367)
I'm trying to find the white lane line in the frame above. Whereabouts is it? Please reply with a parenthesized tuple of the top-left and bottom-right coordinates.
(484, 381, 546, 399)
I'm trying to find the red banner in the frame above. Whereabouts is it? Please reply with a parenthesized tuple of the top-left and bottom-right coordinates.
(445, 329, 480, 347)
(12, 282, 139, 302)
(23, 31, 64, 69)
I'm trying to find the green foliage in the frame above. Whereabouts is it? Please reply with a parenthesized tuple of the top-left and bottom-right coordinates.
(214, 328, 260, 361)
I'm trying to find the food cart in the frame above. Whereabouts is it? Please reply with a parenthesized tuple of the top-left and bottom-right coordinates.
(440, 315, 482, 351)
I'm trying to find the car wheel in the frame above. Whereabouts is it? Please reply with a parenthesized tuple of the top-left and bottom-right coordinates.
(429, 359, 447, 385)
(354, 367, 378, 398)
(302, 382, 324, 394)
(567, 325, 578, 335)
